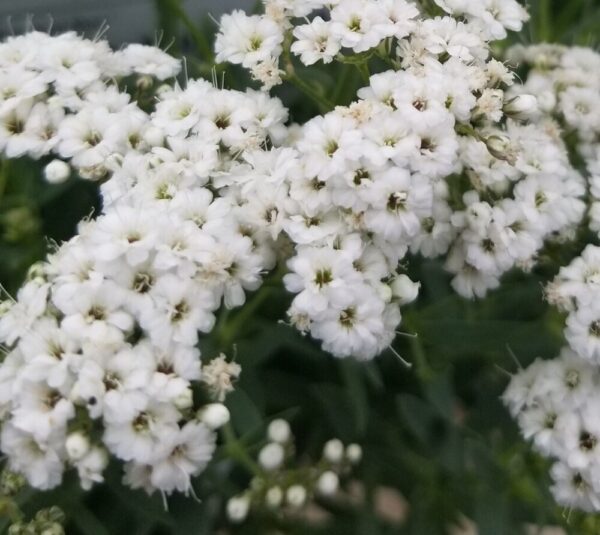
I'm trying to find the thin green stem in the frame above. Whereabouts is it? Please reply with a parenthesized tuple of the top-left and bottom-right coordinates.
(537, 0, 553, 42)
(221, 423, 264, 477)
(0, 160, 9, 202)
(355, 62, 370, 84)
(403, 315, 434, 383)
(284, 71, 335, 113)
(162, 0, 213, 61)
(217, 286, 273, 350)
(330, 64, 353, 104)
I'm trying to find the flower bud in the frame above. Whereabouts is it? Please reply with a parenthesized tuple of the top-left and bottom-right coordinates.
(317, 471, 339, 496)
(391, 275, 420, 305)
(265, 486, 283, 508)
(26, 262, 47, 283)
(66, 432, 90, 462)
(199, 403, 230, 430)
(267, 419, 291, 444)
(226, 494, 250, 523)
(376, 282, 393, 303)
(485, 135, 516, 164)
(346, 443, 363, 464)
(0, 300, 13, 317)
(136, 74, 154, 91)
(44, 160, 70, 184)
(39, 524, 65, 535)
(503, 94, 538, 118)
(323, 439, 344, 463)
(35, 506, 65, 525)
(258, 442, 285, 471)
(174, 388, 193, 410)
(0, 470, 25, 496)
(286, 484, 307, 508)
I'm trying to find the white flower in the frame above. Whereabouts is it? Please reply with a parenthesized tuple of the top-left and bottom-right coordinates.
(116, 44, 180, 80)
(292, 17, 342, 65)
(215, 11, 284, 68)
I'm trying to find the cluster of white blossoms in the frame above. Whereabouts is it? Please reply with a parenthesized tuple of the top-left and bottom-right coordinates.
(507, 246, 600, 512)
(507, 44, 600, 232)
(503, 350, 600, 512)
(227, 419, 362, 523)
(0, 30, 180, 181)
(0, 31, 295, 495)
(215, 0, 528, 89)
(503, 44, 600, 512)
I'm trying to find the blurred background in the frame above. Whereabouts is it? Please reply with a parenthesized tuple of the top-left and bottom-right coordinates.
(0, 0, 246, 45)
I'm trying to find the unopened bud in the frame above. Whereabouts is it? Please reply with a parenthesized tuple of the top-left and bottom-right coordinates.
(44, 160, 70, 184)
(39, 524, 65, 535)
(65, 432, 90, 462)
(0, 470, 25, 496)
(317, 471, 339, 496)
(174, 388, 193, 410)
(35, 506, 65, 525)
(226, 494, 250, 523)
(286, 484, 307, 508)
(0, 301, 13, 317)
(323, 439, 344, 463)
(503, 94, 538, 118)
(485, 135, 516, 164)
(258, 442, 285, 471)
(198, 403, 230, 430)
(376, 282, 393, 303)
(346, 443, 363, 464)
(136, 74, 154, 92)
(391, 275, 420, 305)
(267, 419, 291, 444)
(265, 486, 283, 508)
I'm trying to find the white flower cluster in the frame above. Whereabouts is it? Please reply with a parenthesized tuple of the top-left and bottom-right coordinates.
(504, 349, 600, 512)
(0, 32, 293, 496)
(214, 0, 528, 89)
(507, 44, 600, 232)
(0, 31, 180, 181)
(270, 10, 583, 359)
(502, 44, 600, 513)
(227, 419, 362, 523)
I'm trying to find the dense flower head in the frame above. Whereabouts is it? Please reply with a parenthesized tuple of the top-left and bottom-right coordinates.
(0, 33, 290, 495)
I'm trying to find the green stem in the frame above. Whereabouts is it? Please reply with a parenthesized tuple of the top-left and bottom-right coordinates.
(0, 159, 9, 202)
(330, 64, 353, 104)
(217, 286, 273, 350)
(217, 263, 287, 350)
(404, 315, 434, 382)
(222, 423, 264, 477)
(355, 62, 370, 84)
(284, 70, 335, 113)
(537, 0, 553, 42)
(162, 0, 213, 61)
